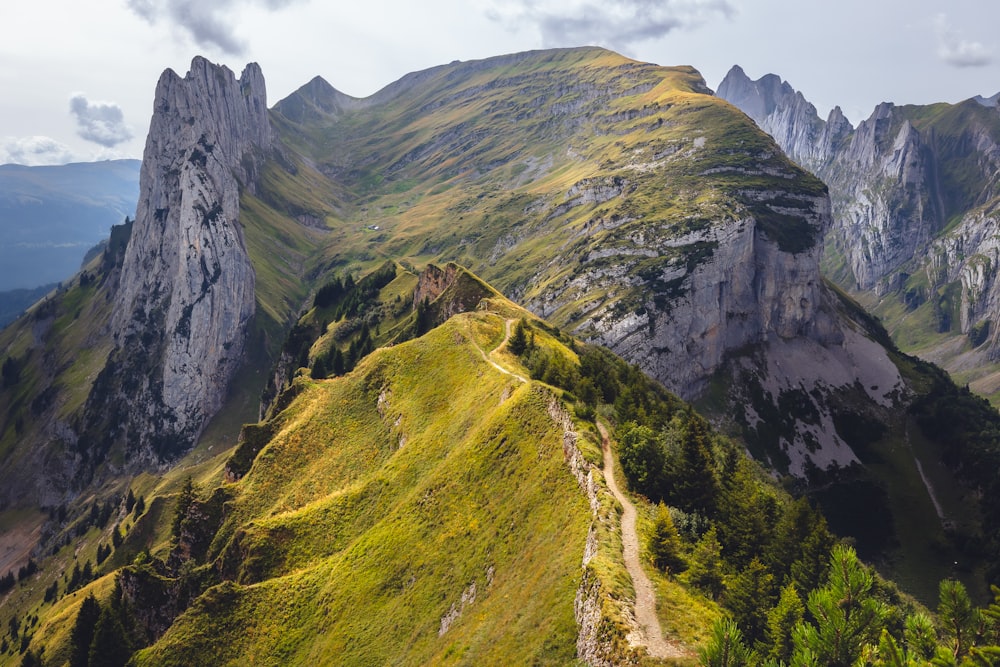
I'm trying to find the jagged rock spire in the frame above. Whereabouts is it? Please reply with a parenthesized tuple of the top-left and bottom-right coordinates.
(86, 58, 269, 463)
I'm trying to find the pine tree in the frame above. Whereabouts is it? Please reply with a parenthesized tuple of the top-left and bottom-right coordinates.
(791, 545, 888, 667)
(649, 503, 686, 573)
(767, 583, 804, 664)
(789, 513, 835, 594)
(508, 318, 528, 355)
(903, 612, 937, 662)
(172, 476, 196, 540)
(700, 618, 757, 667)
(617, 422, 665, 498)
(684, 525, 725, 599)
(725, 557, 777, 644)
(875, 629, 908, 667)
(330, 347, 345, 376)
(938, 579, 979, 661)
(310, 354, 327, 379)
(715, 457, 776, 568)
(670, 408, 718, 514)
(88, 605, 131, 667)
(415, 297, 432, 335)
(69, 593, 100, 667)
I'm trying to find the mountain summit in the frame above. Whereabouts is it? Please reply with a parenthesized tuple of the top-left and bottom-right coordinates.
(82, 58, 270, 466)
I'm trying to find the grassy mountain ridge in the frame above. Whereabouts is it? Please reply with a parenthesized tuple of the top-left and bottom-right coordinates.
(7, 47, 1000, 665)
(13, 283, 691, 665)
(134, 312, 600, 665)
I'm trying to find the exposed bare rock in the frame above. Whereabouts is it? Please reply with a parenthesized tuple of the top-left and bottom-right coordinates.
(82, 57, 270, 463)
(718, 65, 1000, 298)
(534, 189, 839, 400)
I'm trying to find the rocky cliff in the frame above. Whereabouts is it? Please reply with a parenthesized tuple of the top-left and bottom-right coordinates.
(719, 66, 1000, 381)
(534, 186, 842, 397)
(263, 47, 916, 474)
(718, 66, 944, 292)
(81, 57, 269, 464)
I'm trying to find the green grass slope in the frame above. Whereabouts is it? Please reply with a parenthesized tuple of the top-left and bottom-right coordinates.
(271, 46, 826, 331)
(130, 311, 617, 665)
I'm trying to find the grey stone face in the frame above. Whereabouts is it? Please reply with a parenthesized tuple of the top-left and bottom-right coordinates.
(108, 57, 268, 459)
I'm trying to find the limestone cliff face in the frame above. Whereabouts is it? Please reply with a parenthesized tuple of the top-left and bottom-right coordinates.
(926, 204, 1000, 354)
(718, 65, 1000, 294)
(825, 105, 938, 292)
(546, 191, 840, 397)
(87, 57, 269, 462)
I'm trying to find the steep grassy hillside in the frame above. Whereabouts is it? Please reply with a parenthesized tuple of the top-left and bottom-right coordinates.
(270, 47, 827, 385)
(14, 290, 704, 666)
(137, 313, 602, 665)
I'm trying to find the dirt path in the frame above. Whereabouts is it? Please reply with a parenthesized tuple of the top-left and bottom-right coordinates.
(471, 317, 528, 384)
(473, 317, 681, 658)
(597, 422, 687, 660)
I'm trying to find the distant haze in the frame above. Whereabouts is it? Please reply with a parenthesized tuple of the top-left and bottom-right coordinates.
(0, 160, 140, 291)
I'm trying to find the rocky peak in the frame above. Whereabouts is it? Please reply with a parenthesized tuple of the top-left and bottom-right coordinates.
(413, 263, 460, 307)
(148, 57, 270, 191)
(718, 71, 942, 291)
(84, 57, 269, 464)
(974, 91, 1000, 107)
(272, 76, 358, 123)
(717, 65, 837, 171)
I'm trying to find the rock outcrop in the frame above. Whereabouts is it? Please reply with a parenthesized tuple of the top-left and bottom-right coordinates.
(719, 65, 1000, 294)
(926, 204, 1000, 355)
(553, 190, 841, 398)
(83, 57, 269, 463)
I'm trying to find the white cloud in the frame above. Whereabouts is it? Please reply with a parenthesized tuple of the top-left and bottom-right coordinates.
(69, 95, 133, 148)
(935, 13, 993, 68)
(0, 136, 77, 166)
(486, 0, 735, 52)
(127, 0, 308, 56)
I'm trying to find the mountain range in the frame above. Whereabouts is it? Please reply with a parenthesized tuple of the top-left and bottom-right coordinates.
(2, 48, 1000, 665)
(718, 65, 1000, 403)
(0, 160, 140, 329)
(0, 160, 139, 293)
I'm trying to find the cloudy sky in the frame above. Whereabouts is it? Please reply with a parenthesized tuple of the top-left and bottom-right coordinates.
(2, 0, 998, 165)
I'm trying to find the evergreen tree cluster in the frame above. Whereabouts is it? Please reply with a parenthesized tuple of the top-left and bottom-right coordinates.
(68, 585, 136, 667)
(506, 318, 684, 426)
(311, 323, 374, 379)
(283, 264, 397, 384)
(701, 553, 1000, 666)
(66, 560, 95, 594)
(910, 363, 1000, 582)
(313, 262, 396, 319)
